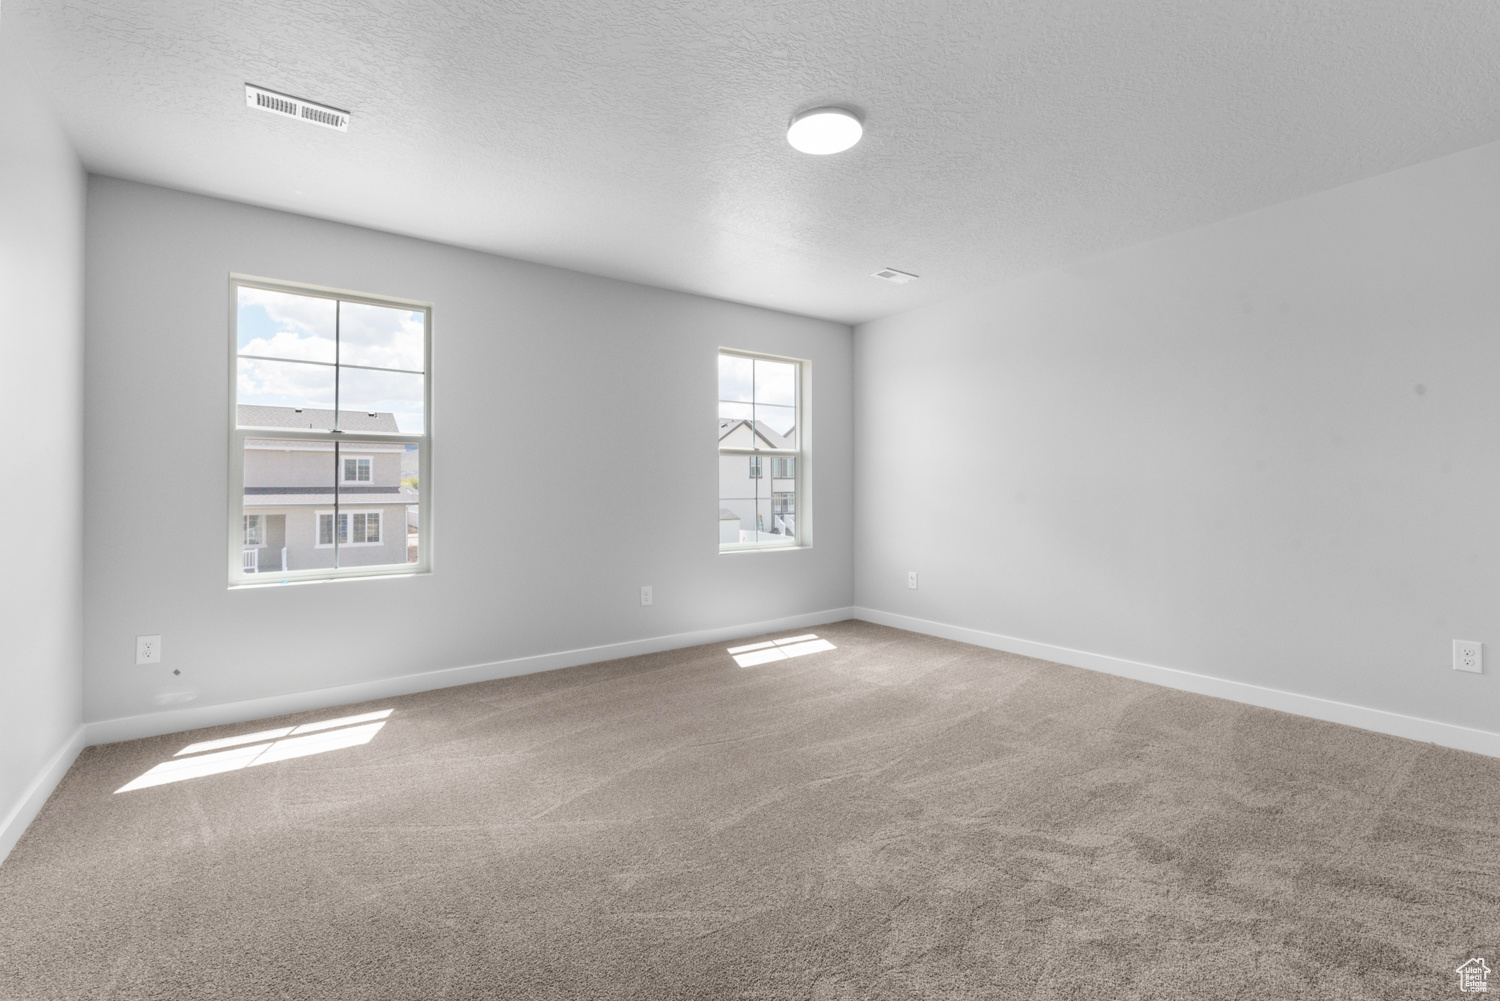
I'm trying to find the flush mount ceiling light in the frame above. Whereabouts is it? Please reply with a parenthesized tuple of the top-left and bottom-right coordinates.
(786, 107, 863, 155)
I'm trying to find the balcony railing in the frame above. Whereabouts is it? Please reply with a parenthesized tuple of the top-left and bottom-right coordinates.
(243, 547, 288, 573)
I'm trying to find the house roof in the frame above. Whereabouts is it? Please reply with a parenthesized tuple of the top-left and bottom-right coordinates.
(719, 508, 741, 521)
(718, 418, 792, 450)
(238, 405, 399, 432)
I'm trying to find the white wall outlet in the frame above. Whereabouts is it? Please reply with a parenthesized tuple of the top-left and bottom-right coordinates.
(908, 572, 918, 590)
(640, 585, 653, 607)
(1454, 640, 1482, 674)
(136, 635, 162, 665)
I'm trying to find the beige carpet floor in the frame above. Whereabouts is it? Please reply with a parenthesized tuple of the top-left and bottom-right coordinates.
(2, 619, 1498, 999)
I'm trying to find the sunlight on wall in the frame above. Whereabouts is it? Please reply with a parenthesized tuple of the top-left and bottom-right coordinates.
(116, 709, 394, 793)
(728, 634, 837, 668)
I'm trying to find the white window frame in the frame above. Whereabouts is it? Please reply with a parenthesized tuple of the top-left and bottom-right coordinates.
(341, 455, 373, 483)
(315, 509, 384, 548)
(243, 514, 263, 546)
(718, 347, 808, 553)
(228, 275, 432, 585)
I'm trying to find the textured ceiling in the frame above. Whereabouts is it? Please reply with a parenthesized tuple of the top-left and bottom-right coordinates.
(9, 0, 1500, 323)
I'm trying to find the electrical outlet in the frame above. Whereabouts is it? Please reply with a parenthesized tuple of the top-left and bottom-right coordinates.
(136, 635, 162, 665)
(908, 572, 918, 590)
(640, 586, 653, 607)
(1454, 640, 1482, 674)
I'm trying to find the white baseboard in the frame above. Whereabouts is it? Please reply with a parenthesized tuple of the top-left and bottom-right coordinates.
(853, 606, 1500, 759)
(84, 607, 858, 746)
(0, 726, 86, 868)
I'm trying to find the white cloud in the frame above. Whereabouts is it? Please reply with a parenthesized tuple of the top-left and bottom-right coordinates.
(238, 357, 336, 408)
(240, 289, 423, 372)
(754, 359, 796, 407)
(241, 329, 335, 363)
(719, 354, 753, 402)
(239, 286, 336, 336)
(339, 301, 425, 371)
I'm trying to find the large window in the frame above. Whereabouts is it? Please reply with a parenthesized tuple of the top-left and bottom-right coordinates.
(718, 349, 803, 550)
(229, 277, 430, 583)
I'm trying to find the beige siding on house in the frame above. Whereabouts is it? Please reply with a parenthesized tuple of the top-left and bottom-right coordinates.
(243, 438, 410, 571)
(244, 445, 336, 489)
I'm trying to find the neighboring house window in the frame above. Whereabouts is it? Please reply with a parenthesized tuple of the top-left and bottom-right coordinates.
(316, 511, 383, 547)
(718, 349, 805, 550)
(354, 511, 381, 544)
(231, 277, 430, 583)
(342, 456, 371, 482)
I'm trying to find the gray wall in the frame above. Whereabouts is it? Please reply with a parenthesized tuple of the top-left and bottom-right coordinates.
(0, 22, 85, 833)
(855, 139, 1500, 734)
(84, 177, 853, 724)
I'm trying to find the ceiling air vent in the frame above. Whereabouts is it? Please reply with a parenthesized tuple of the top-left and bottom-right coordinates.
(245, 84, 349, 132)
(871, 268, 919, 284)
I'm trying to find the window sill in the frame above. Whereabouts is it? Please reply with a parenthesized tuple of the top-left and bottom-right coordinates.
(229, 569, 430, 589)
(719, 544, 811, 556)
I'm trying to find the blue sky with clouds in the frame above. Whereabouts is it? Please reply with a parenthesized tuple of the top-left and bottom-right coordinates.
(719, 354, 796, 439)
(237, 287, 426, 433)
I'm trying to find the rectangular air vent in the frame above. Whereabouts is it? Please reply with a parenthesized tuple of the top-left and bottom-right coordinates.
(871, 268, 919, 284)
(245, 84, 349, 132)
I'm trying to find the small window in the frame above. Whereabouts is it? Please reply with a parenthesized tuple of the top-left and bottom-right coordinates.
(718, 349, 804, 550)
(316, 510, 384, 548)
(342, 456, 372, 482)
(243, 514, 262, 546)
(350, 511, 381, 544)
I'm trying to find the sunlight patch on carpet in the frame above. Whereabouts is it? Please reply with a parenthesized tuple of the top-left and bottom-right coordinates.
(116, 711, 393, 792)
(175, 709, 393, 756)
(729, 634, 836, 668)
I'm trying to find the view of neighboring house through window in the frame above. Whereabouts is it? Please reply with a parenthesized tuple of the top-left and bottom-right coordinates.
(718, 349, 803, 550)
(230, 278, 430, 582)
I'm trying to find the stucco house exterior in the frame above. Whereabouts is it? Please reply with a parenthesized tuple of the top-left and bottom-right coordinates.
(717, 417, 796, 543)
(240, 405, 417, 572)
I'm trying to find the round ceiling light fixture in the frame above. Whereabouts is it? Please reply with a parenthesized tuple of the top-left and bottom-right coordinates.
(786, 107, 863, 155)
